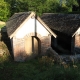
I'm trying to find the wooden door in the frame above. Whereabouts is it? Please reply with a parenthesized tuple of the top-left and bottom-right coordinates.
(32, 36, 38, 55)
(25, 37, 32, 56)
(25, 36, 39, 56)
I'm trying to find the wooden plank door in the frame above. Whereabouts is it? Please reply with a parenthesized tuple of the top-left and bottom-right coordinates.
(32, 36, 38, 55)
(25, 36, 39, 57)
(25, 37, 32, 56)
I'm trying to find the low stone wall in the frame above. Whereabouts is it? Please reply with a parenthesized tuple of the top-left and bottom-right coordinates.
(41, 36, 51, 55)
(45, 47, 80, 65)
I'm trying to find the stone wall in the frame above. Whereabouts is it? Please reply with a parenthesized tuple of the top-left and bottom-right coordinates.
(40, 36, 51, 55)
(12, 37, 26, 61)
(75, 35, 80, 48)
(12, 32, 51, 61)
(75, 34, 80, 54)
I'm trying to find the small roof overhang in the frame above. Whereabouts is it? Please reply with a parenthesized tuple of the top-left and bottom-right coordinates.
(72, 27, 80, 37)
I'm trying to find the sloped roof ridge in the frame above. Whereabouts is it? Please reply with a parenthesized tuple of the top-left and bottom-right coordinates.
(15, 11, 31, 14)
(42, 13, 80, 15)
(42, 13, 58, 14)
(41, 13, 80, 36)
(6, 11, 35, 37)
(7, 11, 32, 21)
(42, 13, 80, 20)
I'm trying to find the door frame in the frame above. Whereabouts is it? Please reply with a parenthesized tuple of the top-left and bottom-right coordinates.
(32, 36, 41, 55)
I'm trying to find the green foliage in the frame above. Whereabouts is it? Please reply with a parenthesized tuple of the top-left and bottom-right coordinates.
(8, 0, 29, 16)
(59, 0, 79, 12)
(65, 0, 79, 12)
(0, 0, 80, 21)
(0, 0, 10, 21)
(0, 55, 80, 80)
(16, 0, 28, 12)
(0, 24, 5, 28)
(0, 22, 5, 28)
(24, 0, 47, 15)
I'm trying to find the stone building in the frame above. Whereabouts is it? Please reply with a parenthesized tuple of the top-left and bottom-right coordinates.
(41, 13, 80, 54)
(6, 11, 57, 61)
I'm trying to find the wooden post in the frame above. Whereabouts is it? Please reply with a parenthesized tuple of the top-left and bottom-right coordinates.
(71, 36, 75, 54)
(54, 38, 57, 47)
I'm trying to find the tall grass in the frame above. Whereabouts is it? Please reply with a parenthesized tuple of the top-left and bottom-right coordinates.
(0, 42, 80, 80)
(0, 55, 80, 80)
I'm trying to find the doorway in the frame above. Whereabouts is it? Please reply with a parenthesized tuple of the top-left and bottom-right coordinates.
(25, 36, 41, 56)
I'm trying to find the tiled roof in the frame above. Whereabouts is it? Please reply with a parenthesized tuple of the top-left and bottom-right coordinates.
(6, 12, 31, 37)
(41, 13, 80, 36)
(6, 12, 57, 38)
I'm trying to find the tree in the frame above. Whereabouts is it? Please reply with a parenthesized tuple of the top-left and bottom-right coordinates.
(16, 0, 28, 12)
(77, 0, 80, 11)
(0, 0, 10, 21)
(67, 0, 79, 12)
(26, 0, 46, 15)
(4, 0, 80, 21)
(46, 0, 60, 12)
(5, 0, 29, 16)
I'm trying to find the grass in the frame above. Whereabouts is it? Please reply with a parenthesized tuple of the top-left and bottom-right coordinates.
(0, 42, 80, 80)
(0, 24, 5, 29)
(0, 55, 80, 80)
(0, 21, 5, 28)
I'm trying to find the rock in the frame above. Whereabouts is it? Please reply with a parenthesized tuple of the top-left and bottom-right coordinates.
(60, 54, 80, 64)
(0, 41, 10, 56)
(46, 47, 61, 63)
(45, 47, 80, 64)
(0, 49, 5, 56)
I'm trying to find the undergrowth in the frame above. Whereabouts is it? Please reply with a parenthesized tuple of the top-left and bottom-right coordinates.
(0, 55, 80, 80)
(0, 42, 80, 80)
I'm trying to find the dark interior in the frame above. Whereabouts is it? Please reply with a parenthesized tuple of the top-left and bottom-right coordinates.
(51, 30, 72, 55)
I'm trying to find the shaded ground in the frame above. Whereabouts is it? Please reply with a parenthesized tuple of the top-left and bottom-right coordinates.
(0, 56, 80, 80)
(0, 32, 80, 80)
(0, 41, 80, 80)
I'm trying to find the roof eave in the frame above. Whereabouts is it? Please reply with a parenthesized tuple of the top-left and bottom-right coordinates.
(9, 12, 36, 39)
(37, 16, 57, 38)
(72, 27, 80, 37)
